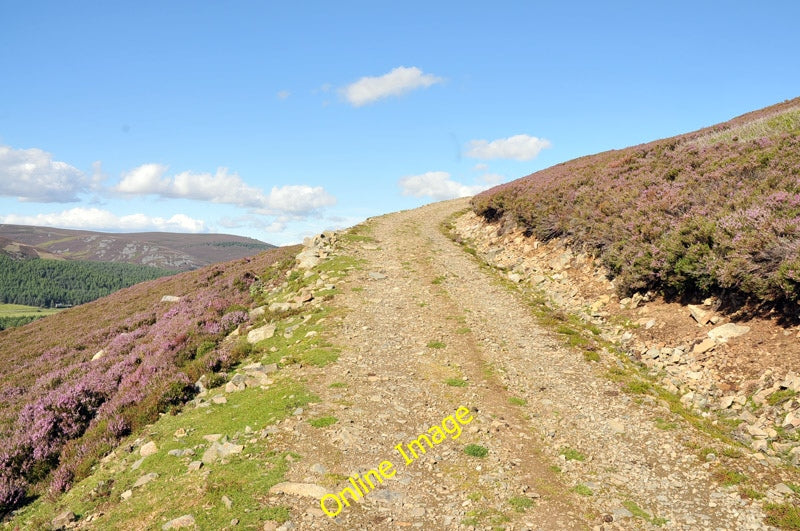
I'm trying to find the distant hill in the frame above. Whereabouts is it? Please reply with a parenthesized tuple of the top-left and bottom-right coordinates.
(472, 97, 800, 310)
(0, 225, 275, 270)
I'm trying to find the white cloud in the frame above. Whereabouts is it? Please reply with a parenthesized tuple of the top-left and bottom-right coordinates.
(398, 171, 489, 200)
(0, 207, 206, 232)
(465, 134, 552, 161)
(114, 166, 336, 215)
(473, 163, 489, 171)
(277, 90, 291, 100)
(341, 66, 443, 107)
(0, 145, 90, 202)
(114, 163, 169, 194)
(266, 185, 336, 213)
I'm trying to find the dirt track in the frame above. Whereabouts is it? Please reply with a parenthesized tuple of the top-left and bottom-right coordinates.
(273, 198, 773, 530)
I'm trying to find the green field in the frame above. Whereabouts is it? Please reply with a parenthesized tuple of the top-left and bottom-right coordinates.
(0, 304, 62, 330)
(0, 303, 62, 317)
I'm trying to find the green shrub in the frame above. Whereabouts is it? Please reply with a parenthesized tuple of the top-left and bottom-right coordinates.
(464, 444, 489, 458)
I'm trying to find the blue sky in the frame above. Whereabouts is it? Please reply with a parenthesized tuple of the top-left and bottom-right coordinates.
(1, 1, 798, 245)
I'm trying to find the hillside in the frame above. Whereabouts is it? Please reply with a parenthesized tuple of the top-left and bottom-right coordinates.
(7, 203, 800, 530)
(472, 97, 800, 312)
(0, 225, 275, 270)
(0, 244, 299, 515)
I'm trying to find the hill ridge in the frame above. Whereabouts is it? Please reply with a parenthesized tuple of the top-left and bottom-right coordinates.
(0, 224, 275, 270)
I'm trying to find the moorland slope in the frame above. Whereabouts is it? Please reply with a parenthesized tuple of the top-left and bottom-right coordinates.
(473, 97, 800, 312)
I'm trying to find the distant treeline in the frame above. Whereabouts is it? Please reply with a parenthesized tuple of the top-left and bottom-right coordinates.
(206, 241, 273, 249)
(0, 255, 175, 308)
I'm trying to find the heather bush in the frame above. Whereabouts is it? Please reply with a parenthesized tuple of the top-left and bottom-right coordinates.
(0, 246, 297, 514)
(473, 99, 800, 309)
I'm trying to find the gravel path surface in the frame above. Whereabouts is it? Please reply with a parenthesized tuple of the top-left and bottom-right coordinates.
(269, 198, 772, 530)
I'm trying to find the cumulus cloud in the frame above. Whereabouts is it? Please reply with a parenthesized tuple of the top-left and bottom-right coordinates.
(342, 66, 443, 107)
(0, 145, 91, 202)
(114, 166, 336, 215)
(465, 134, 552, 161)
(0, 208, 206, 232)
(265, 185, 336, 213)
(398, 171, 489, 200)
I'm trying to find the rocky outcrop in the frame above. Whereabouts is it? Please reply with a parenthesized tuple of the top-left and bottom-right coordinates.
(453, 210, 800, 465)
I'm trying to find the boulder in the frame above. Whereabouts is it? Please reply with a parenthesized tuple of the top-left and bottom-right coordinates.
(160, 295, 181, 303)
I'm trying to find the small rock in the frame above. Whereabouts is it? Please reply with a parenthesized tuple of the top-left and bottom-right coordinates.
(51, 510, 76, 530)
(222, 495, 233, 509)
(268, 482, 330, 500)
(249, 306, 267, 319)
(688, 304, 710, 325)
(607, 419, 625, 434)
(91, 349, 105, 361)
(202, 441, 244, 463)
(269, 302, 292, 313)
(140, 441, 158, 457)
(693, 338, 716, 355)
(310, 463, 327, 474)
(212, 395, 228, 405)
(782, 371, 800, 392)
(718, 396, 735, 409)
(708, 323, 750, 340)
(774, 483, 794, 495)
(130, 457, 145, 471)
(187, 461, 203, 471)
(371, 489, 406, 504)
(247, 324, 276, 344)
(161, 295, 181, 303)
(203, 434, 223, 442)
(121, 489, 133, 500)
(133, 472, 158, 488)
(368, 271, 387, 280)
(162, 514, 195, 529)
(612, 506, 633, 519)
(783, 410, 800, 429)
(174, 428, 187, 438)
